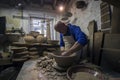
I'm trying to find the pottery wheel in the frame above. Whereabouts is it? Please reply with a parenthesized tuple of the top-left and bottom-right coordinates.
(52, 62, 68, 72)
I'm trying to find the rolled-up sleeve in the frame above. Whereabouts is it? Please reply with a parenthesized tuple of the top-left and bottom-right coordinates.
(60, 33, 65, 47)
(74, 27, 88, 46)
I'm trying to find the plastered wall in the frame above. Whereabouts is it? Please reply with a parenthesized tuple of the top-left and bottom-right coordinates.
(0, 0, 102, 39)
(0, 8, 60, 40)
(70, 0, 101, 36)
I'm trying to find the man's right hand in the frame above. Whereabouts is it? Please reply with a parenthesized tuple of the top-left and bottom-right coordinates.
(61, 51, 67, 56)
(60, 47, 65, 51)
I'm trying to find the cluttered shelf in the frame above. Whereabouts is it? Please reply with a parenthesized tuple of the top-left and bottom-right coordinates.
(11, 42, 60, 48)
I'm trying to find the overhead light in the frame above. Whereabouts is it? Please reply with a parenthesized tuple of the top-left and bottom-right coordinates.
(59, 5, 64, 12)
(18, 3, 22, 7)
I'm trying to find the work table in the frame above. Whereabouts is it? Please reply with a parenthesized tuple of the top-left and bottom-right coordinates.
(16, 56, 67, 80)
(16, 56, 120, 80)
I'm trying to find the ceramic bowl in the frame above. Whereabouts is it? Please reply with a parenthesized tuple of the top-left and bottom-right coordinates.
(67, 65, 107, 80)
(50, 51, 76, 68)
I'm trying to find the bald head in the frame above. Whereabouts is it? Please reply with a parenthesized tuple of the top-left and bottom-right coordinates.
(54, 21, 67, 34)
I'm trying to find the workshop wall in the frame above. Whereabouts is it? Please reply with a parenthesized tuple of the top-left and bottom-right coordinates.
(0, 0, 102, 39)
(70, 0, 101, 35)
(0, 9, 21, 30)
(0, 8, 60, 40)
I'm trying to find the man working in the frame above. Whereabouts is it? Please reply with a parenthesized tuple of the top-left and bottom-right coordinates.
(54, 21, 88, 58)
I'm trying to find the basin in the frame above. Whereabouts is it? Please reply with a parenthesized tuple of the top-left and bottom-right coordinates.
(67, 65, 107, 80)
(50, 51, 76, 68)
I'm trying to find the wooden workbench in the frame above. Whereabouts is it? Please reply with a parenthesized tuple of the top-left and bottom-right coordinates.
(16, 57, 67, 80)
(16, 59, 120, 80)
(16, 60, 39, 80)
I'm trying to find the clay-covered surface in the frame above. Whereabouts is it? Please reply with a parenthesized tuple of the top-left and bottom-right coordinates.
(67, 65, 107, 80)
(16, 56, 68, 80)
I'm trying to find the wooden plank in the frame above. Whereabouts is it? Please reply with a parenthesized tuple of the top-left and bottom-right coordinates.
(111, 7, 120, 34)
(87, 20, 97, 62)
(101, 48, 120, 52)
(93, 32, 104, 65)
(101, 48, 120, 72)
(103, 34, 120, 49)
(16, 60, 39, 80)
(87, 20, 97, 35)
(101, 34, 120, 72)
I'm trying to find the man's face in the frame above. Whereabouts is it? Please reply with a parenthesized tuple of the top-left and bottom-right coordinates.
(55, 22, 67, 34)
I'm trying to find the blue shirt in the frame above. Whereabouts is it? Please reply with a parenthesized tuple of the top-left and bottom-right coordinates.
(60, 24, 87, 47)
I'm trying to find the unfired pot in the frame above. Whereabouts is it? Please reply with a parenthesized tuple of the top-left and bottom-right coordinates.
(29, 31, 39, 38)
(24, 35, 36, 43)
(50, 51, 76, 68)
(36, 34, 45, 43)
(67, 65, 107, 80)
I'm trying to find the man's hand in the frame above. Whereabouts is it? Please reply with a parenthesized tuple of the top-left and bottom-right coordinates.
(61, 51, 73, 56)
(61, 51, 67, 56)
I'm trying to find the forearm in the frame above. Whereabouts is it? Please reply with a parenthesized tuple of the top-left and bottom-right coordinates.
(65, 42, 83, 55)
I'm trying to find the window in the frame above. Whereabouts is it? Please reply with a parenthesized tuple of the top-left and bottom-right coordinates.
(30, 16, 58, 40)
(30, 18, 47, 37)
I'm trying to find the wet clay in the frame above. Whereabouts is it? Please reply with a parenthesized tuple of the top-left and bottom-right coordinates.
(72, 72, 99, 80)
